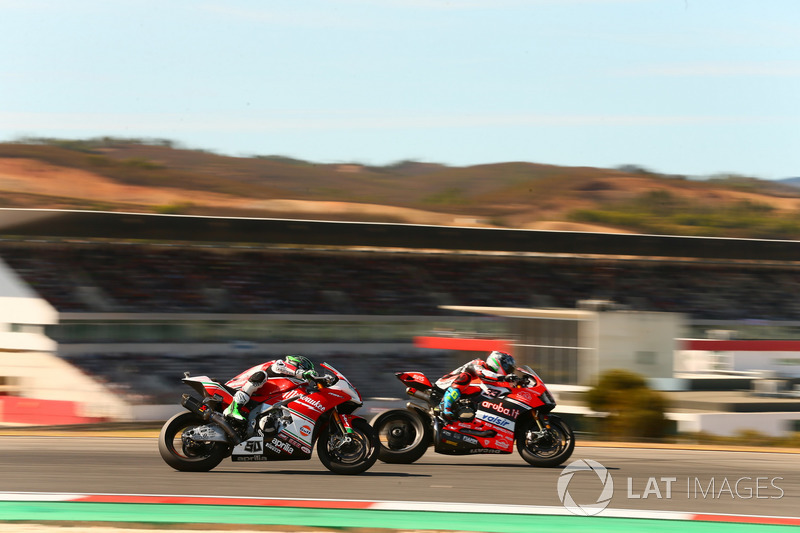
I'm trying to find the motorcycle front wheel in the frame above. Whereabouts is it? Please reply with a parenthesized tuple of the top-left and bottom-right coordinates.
(317, 417, 379, 475)
(372, 408, 431, 464)
(158, 412, 229, 472)
(516, 415, 575, 468)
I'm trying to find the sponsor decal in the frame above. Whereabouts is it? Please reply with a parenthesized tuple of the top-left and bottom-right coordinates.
(244, 440, 263, 453)
(300, 445, 311, 454)
(496, 439, 512, 450)
(233, 437, 264, 455)
(444, 440, 459, 446)
(285, 435, 304, 449)
(462, 435, 478, 445)
(298, 396, 325, 413)
(516, 390, 532, 401)
(299, 425, 311, 437)
(271, 438, 294, 454)
(469, 449, 504, 454)
(281, 389, 303, 400)
(232, 455, 269, 462)
(477, 411, 513, 428)
(480, 400, 520, 420)
(264, 442, 282, 454)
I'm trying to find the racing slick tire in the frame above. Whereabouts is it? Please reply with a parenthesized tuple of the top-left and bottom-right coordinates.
(158, 412, 229, 472)
(317, 417, 379, 475)
(516, 414, 575, 468)
(373, 408, 432, 464)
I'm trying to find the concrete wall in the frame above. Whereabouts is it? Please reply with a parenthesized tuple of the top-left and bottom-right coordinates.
(671, 411, 798, 437)
(594, 310, 686, 382)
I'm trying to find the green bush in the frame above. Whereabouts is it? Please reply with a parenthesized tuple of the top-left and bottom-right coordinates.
(586, 369, 668, 441)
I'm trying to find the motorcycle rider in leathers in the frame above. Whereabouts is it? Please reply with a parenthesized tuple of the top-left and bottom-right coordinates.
(223, 355, 320, 423)
(435, 351, 519, 421)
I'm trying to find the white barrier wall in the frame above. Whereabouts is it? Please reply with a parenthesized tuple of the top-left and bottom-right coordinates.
(677, 340, 800, 378)
(0, 350, 132, 420)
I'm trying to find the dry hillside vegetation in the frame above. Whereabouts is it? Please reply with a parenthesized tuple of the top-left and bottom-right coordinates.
(1, 140, 798, 237)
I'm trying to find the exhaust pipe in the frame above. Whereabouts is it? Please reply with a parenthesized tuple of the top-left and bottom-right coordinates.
(208, 411, 241, 444)
(406, 388, 432, 404)
(182, 394, 241, 445)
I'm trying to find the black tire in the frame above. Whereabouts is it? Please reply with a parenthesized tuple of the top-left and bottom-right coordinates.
(158, 412, 229, 472)
(516, 415, 575, 468)
(317, 417, 379, 475)
(373, 408, 431, 464)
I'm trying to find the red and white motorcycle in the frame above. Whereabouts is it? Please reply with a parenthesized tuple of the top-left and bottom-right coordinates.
(372, 365, 575, 467)
(158, 363, 379, 474)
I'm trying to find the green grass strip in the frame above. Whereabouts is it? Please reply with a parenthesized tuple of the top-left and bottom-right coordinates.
(0, 502, 796, 533)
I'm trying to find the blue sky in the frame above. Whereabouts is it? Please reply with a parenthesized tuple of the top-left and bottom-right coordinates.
(2, 0, 799, 179)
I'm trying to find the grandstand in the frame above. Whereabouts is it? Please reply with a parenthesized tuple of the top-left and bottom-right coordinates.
(2, 209, 800, 432)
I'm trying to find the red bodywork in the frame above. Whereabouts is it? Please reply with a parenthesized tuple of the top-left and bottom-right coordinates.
(396, 367, 556, 454)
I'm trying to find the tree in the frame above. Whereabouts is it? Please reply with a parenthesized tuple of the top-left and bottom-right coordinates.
(586, 369, 668, 440)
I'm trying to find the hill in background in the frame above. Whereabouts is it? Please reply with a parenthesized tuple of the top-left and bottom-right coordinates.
(1, 137, 800, 239)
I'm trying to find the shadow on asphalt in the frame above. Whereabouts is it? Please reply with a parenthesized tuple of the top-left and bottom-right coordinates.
(212, 469, 430, 477)
(418, 462, 621, 470)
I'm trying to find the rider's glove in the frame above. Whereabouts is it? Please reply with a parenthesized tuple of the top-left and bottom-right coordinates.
(301, 369, 318, 379)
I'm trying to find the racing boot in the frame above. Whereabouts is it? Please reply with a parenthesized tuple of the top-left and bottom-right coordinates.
(223, 390, 250, 423)
(439, 387, 461, 422)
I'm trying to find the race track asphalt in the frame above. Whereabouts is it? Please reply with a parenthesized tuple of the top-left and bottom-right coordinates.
(0, 433, 798, 520)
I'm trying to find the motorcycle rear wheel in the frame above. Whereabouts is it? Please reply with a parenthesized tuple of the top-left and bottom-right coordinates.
(158, 412, 229, 472)
(516, 415, 575, 468)
(373, 408, 431, 464)
(317, 418, 379, 475)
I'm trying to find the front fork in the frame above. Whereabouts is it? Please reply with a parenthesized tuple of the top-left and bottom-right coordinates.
(329, 409, 355, 449)
(527, 411, 553, 442)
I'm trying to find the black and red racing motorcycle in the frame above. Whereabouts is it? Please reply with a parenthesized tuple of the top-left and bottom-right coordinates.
(371, 365, 574, 467)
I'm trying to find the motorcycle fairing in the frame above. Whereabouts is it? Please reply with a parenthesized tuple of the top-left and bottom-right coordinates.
(435, 420, 515, 455)
(231, 434, 312, 461)
(477, 382, 508, 398)
(434, 392, 526, 454)
(248, 379, 305, 404)
(506, 388, 546, 409)
(397, 371, 433, 390)
(287, 389, 342, 421)
(183, 375, 235, 404)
